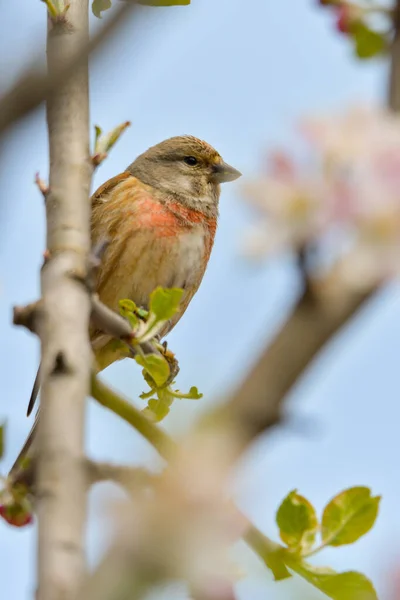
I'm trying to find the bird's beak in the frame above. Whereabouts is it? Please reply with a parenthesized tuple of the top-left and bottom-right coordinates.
(211, 161, 242, 183)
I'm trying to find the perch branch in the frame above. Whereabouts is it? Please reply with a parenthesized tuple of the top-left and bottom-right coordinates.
(91, 295, 134, 339)
(87, 241, 156, 355)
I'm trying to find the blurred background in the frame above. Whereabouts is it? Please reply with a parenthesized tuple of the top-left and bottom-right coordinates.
(0, 0, 398, 598)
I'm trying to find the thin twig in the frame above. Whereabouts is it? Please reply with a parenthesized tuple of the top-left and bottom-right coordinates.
(90, 295, 156, 358)
(35, 172, 50, 199)
(13, 301, 42, 334)
(86, 460, 154, 488)
(91, 375, 175, 459)
(86, 241, 160, 354)
(244, 524, 290, 581)
(91, 295, 134, 339)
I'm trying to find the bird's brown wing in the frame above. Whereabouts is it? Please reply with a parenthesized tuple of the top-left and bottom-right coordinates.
(91, 171, 132, 207)
(90, 172, 154, 350)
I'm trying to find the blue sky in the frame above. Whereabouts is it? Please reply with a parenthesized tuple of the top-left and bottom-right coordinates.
(0, 1, 398, 599)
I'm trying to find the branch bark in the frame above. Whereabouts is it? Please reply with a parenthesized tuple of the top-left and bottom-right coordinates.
(389, 0, 400, 111)
(36, 4, 92, 599)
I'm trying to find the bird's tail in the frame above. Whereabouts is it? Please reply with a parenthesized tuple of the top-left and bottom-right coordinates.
(8, 412, 38, 480)
(8, 366, 41, 481)
(27, 365, 41, 417)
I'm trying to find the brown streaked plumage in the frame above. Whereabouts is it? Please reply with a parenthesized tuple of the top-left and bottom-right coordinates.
(12, 135, 241, 476)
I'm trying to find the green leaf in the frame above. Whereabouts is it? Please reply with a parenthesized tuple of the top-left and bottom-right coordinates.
(104, 121, 130, 152)
(149, 287, 184, 324)
(95, 121, 131, 154)
(276, 490, 318, 553)
(92, 0, 112, 18)
(94, 125, 102, 146)
(170, 385, 203, 400)
(119, 299, 139, 329)
(0, 422, 5, 460)
(321, 487, 380, 547)
(140, 389, 156, 400)
(288, 560, 377, 600)
(119, 299, 137, 313)
(139, 0, 190, 5)
(135, 354, 170, 387)
(351, 22, 387, 59)
(265, 549, 292, 581)
(245, 525, 291, 581)
(142, 396, 172, 422)
(137, 307, 149, 319)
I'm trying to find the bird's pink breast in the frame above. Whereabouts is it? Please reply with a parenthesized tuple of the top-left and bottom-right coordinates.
(133, 196, 212, 237)
(103, 197, 211, 312)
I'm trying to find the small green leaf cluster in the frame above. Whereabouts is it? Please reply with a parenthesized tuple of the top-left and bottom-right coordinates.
(92, 122, 131, 166)
(319, 1, 390, 60)
(350, 21, 388, 60)
(119, 287, 203, 422)
(272, 487, 380, 599)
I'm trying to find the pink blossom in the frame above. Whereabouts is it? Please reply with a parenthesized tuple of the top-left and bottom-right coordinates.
(242, 105, 400, 289)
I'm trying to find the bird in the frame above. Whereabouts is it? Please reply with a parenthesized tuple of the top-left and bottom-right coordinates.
(10, 135, 241, 476)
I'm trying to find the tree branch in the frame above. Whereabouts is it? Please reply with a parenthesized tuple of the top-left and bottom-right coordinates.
(91, 375, 175, 459)
(86, 460, 154, 489)
(13, 301, 42, 334)
(36, 3, 92, 599)
(200, 3, 400, 459)
(389, 0, 400, 111)
(0, 2, 136, 139)
(201, 280, 374, 456)
(90, 376, 283, 579)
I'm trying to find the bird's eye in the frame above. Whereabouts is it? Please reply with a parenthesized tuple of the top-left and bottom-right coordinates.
(184, 156, 198, 166)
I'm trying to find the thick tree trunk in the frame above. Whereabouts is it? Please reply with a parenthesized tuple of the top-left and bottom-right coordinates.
(36, 3, 92, 599)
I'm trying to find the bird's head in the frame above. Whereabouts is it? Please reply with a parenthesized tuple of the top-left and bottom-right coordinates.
(127, 135, 241, 215)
